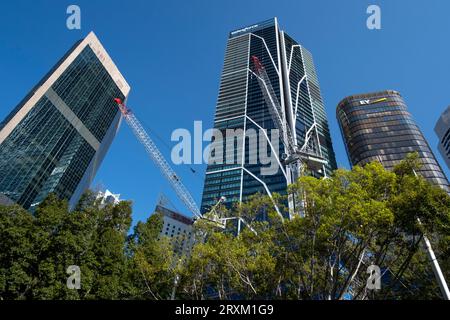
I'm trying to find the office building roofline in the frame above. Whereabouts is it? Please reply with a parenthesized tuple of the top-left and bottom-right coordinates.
(229, 17, 278, 38)
(0, 31, 130, 145)
(336, 90, 402, 112)
(155, 205, 194, 225)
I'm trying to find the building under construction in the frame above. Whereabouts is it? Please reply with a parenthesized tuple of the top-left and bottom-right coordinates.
(201, 18, 337, 214)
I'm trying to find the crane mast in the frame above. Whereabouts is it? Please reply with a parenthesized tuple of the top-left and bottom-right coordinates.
(114, 98, 202, 219)
(250, 56, 296, 156)
(250, 56, 327, 184)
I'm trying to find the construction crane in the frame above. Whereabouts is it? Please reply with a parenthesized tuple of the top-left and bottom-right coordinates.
(114, 98, 257, 235)
(250, 56, 327, 185)
(202, 196, 257, 236)
(114, 98, 202, 219)
(250, 57, 450, 299)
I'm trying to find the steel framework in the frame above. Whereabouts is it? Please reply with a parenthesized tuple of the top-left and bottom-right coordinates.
(114, 98, 202, 219)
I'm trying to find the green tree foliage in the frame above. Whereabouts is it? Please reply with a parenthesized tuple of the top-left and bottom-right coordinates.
(0, 192, 135, 299)
(126, 213, 177, 299)
(0, 204, 35, 299)
(178, 154, 450, 300)
(0, 153, 449, 300)
(0, 191, 179, 300)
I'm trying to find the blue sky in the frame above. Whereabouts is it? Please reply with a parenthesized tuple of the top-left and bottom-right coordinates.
(1, 0, 449, 226)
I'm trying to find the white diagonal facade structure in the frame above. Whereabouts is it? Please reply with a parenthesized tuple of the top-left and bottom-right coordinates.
(201, 18, 337, 216)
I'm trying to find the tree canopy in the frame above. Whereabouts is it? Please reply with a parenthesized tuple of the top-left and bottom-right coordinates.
(1, 154, 449, 300)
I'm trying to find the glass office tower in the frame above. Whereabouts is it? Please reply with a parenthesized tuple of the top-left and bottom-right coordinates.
(435, 106, 450, 170)
(0, 32, 130, 210)
(201, 18, 337, 213)
(337, 90, 449, 193)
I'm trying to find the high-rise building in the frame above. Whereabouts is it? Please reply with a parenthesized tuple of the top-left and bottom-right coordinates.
(435, 106, 450, 170)
(337, 90, 449, 192)
(0, 32, 130, 210)
(201, 18, 337, 213)
(156, 205, 194, 256)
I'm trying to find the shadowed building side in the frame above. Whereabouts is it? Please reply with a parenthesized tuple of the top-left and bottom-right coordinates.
(435, 106, 450, 170)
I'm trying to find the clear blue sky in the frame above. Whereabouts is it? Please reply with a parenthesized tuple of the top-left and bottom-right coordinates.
(1, 0, 449, 227)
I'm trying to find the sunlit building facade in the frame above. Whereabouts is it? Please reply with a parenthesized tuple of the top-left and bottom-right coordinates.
(156, 205, 194, 256)
(337, 90, 449, 192)
(0, 32, 130, 210)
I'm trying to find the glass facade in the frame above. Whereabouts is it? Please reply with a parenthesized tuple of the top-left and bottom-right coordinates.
(337, 90, 450, 193)
(435, 106, 450, 170)
(201, 18, 337, 213)
(0, 32, 130, 210)
(282, 33, 337, 177)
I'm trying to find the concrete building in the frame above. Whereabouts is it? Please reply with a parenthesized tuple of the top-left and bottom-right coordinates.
(155, 205, 194, 255)
(0, 32, 130, 210)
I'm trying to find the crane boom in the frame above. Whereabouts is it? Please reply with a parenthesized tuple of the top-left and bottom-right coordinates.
(251, 56, 296, 155)
(114, 98, 202, 219)
(250, 56, 327, 182)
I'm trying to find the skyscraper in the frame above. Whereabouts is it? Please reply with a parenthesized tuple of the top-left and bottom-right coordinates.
(337, 90, 449, 192)
(201, 18, 337, 213)
(0, 32, 130, 210)
(435, 106, 450, 170)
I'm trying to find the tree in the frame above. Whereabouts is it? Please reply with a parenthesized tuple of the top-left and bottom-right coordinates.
(178, 155, 450, 300)
(0, 204, 36, 300)
(1, 153, 449, 300)
(0, 192, 135, 300)
(126, 212, 177, 300)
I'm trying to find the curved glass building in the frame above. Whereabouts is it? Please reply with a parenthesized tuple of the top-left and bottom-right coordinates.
(336, 90, 449, 193)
